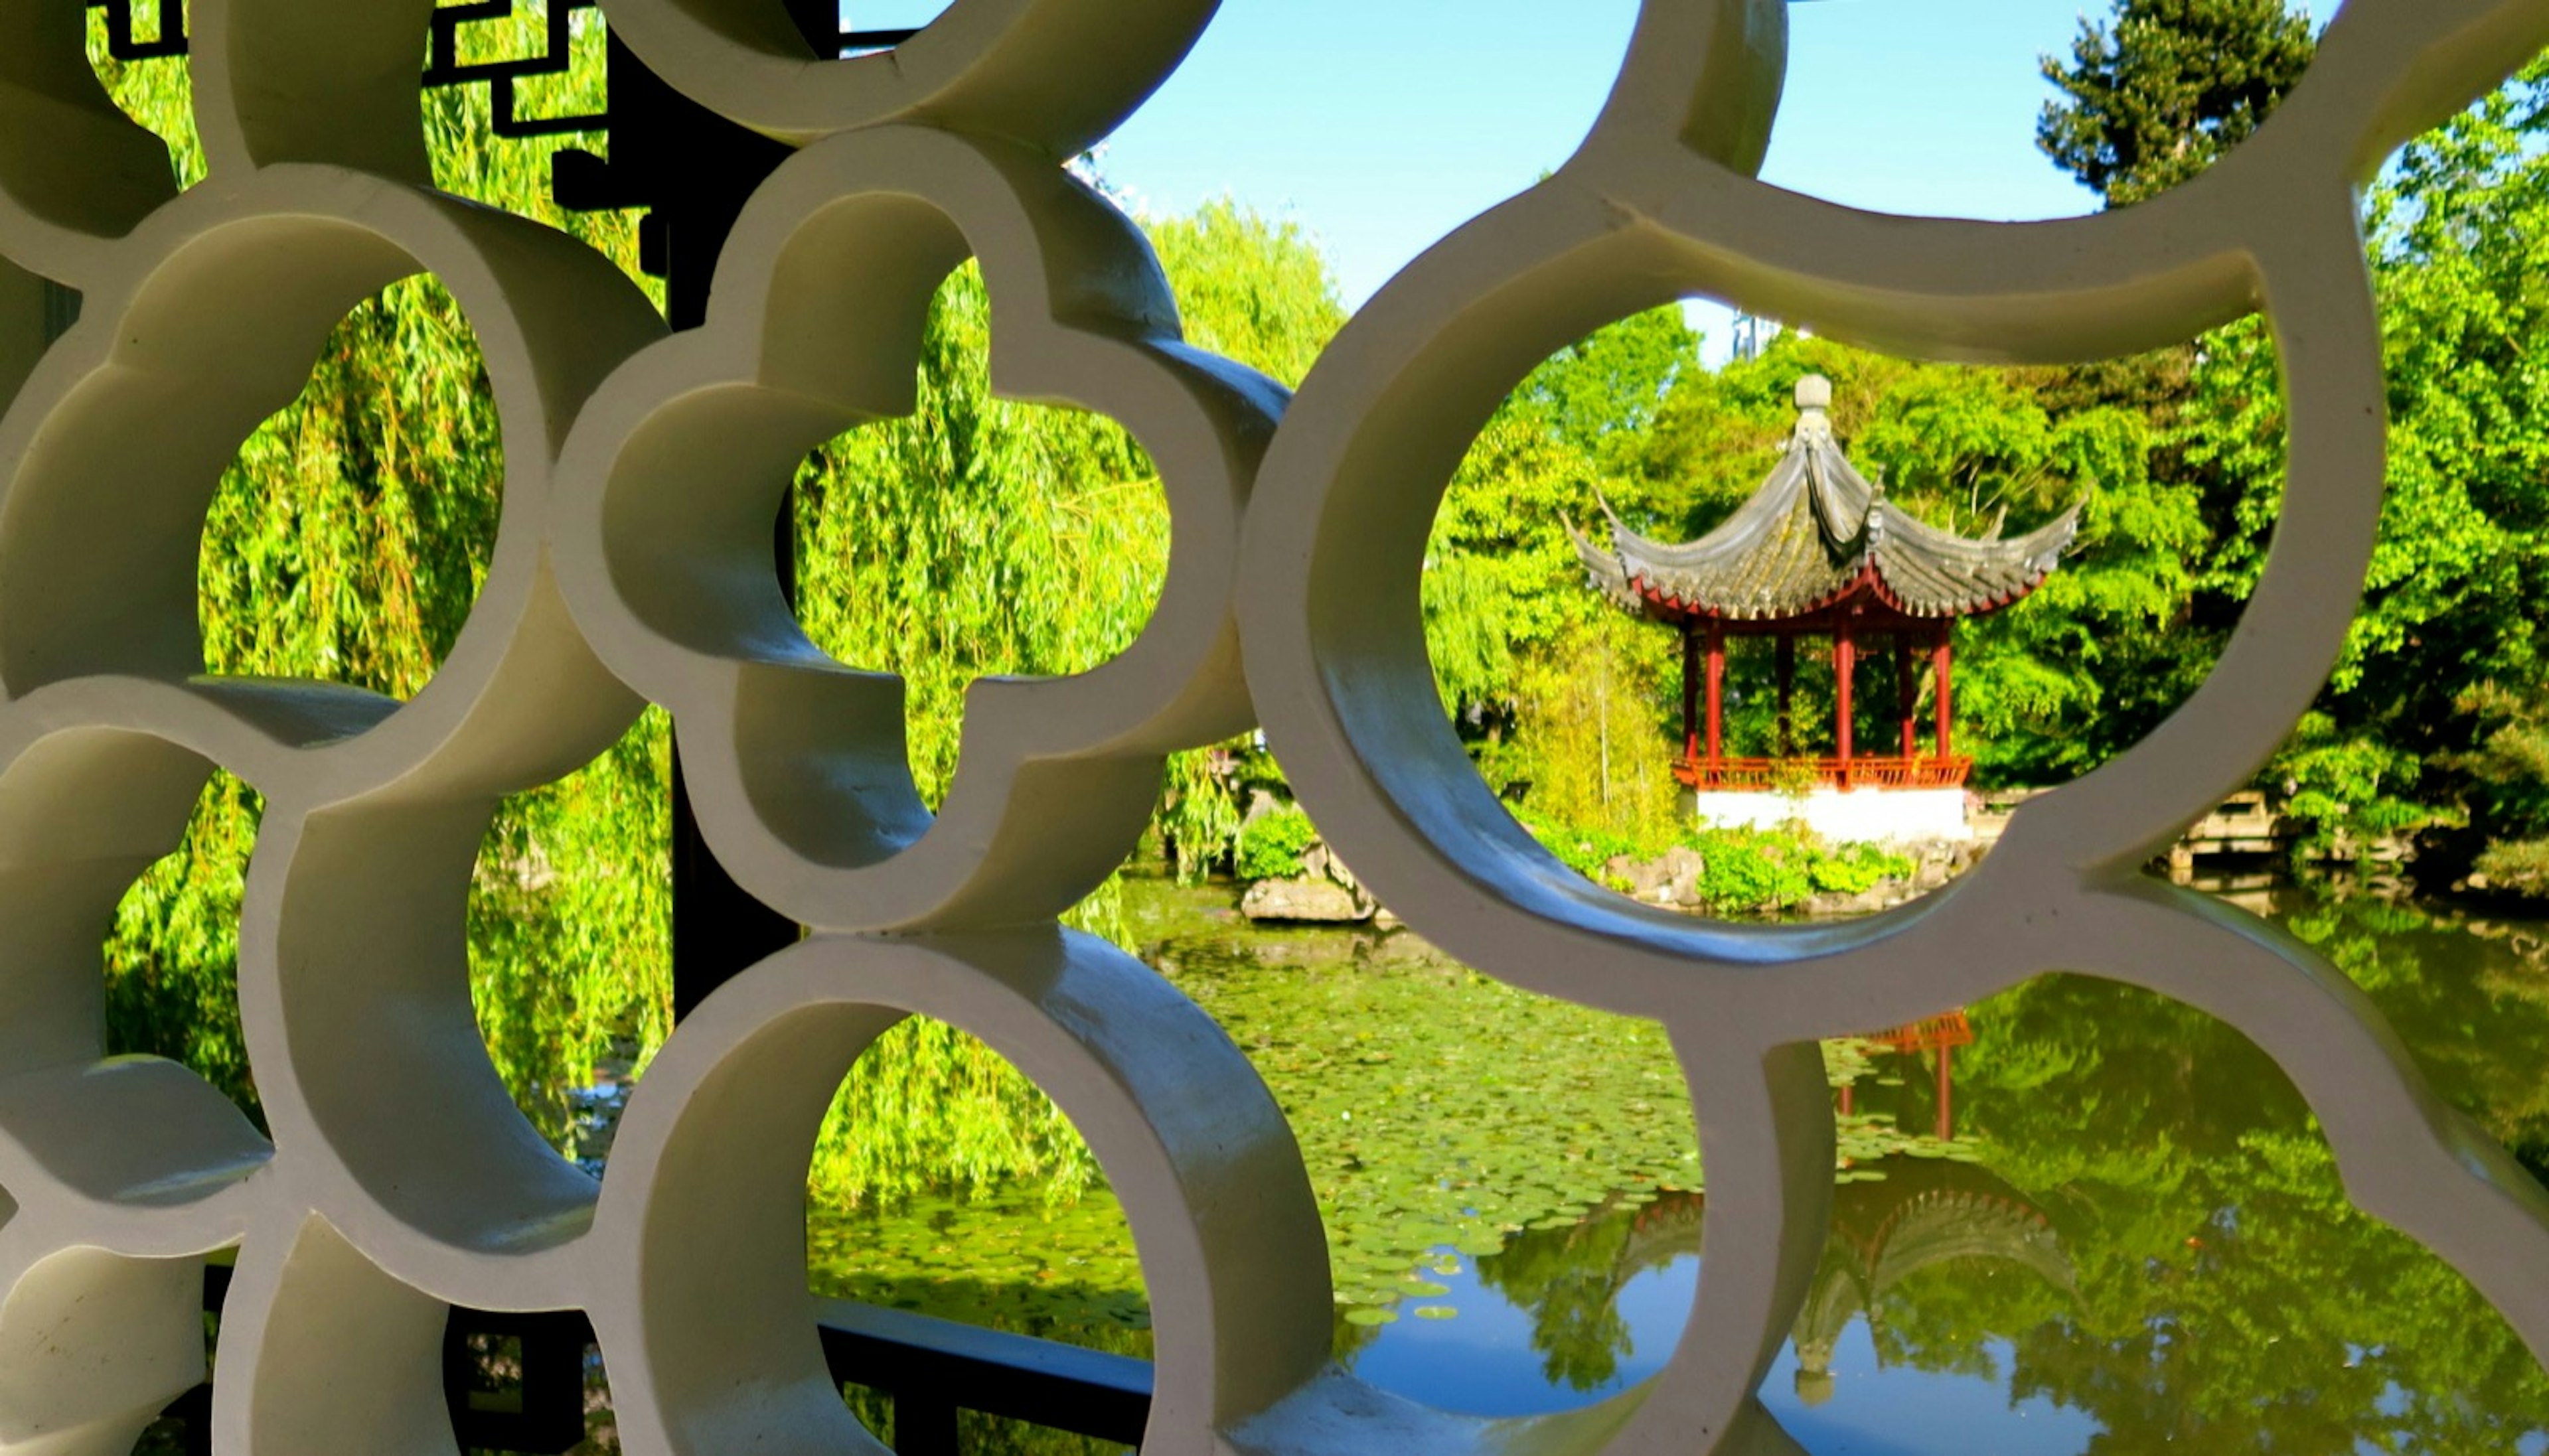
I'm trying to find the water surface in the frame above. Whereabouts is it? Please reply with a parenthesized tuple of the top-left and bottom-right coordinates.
(808, 879, 2549, 1454)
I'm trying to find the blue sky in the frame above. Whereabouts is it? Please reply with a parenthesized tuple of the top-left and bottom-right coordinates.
(856, 1, 2125, 358)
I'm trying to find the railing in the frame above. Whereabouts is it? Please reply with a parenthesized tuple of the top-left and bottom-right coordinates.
(154, 1266, 1152, 1455)
(1864, 1011, 1975, 1056)
(1674, 755, 1975, 791)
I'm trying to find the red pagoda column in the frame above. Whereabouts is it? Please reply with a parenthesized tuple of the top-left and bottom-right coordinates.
(1932, 621, 1954, 760)
(1835, 617, 1855, 788)
(1896, 634, 1917, 760)
(1681, 622, 1701, 769)
(1705, 619, 1725, 769)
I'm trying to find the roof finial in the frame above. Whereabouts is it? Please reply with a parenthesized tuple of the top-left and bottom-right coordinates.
(1793, 374, 1834, 443)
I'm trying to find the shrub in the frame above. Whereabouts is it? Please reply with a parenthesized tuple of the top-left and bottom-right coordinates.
(1236, 806, 1321, 882)
(1508, 805, 1916, 916)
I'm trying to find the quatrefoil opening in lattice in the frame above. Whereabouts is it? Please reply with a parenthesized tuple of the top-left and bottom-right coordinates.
(555, 123, 1280, 934)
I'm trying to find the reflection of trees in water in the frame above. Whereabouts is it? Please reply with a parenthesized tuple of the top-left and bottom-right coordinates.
(2280, 893, 2549, 1174)
(1788, 1159, 2072, 1408)
(1472, 1193, 1705, 1390)
(1940, 916, 2549, 1451)
(1464, 899, 2549, 1448)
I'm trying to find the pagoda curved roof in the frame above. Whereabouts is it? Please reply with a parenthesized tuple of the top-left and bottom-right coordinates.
(1570, 383, 2080, 623)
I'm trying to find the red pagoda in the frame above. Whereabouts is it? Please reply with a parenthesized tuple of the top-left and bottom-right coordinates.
(1570, 375, 2076, 819)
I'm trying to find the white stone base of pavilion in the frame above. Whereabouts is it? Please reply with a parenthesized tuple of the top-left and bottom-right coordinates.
(1685, 786, 1972, 845)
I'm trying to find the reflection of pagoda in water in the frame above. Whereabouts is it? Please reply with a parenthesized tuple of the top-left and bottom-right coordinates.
(1789, 1159, 2075, 1408)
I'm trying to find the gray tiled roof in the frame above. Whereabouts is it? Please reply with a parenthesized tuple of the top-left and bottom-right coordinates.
(1570, 381, 2078, 622)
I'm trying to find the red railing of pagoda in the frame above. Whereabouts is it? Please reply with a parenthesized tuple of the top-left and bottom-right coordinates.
(1863, 1011, 1975, 1055)
(1673, 755, 1975, 792)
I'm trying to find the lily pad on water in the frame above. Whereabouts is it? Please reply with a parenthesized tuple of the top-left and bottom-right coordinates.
(798, 879, 1991, 1360)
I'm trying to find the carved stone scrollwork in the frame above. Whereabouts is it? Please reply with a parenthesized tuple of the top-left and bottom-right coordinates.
(0, 0, 2539, 1451)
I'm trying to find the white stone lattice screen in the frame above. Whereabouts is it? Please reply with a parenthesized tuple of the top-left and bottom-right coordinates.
(0, 0, 2546, 1451)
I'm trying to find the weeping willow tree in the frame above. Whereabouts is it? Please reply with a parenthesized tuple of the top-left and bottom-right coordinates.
(88, 9, 668, 1147)
(80, 11, 1343, 1201)
(793, 206, 1341, 1207)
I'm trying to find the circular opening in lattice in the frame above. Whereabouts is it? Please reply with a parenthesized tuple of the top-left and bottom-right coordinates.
(807, 1014, 1151, 1451)
(1419, 310, 2273, 924)
(788, 260, 1170, 818)
(0, 200, 556, 707)
(0, 727, 271, 1222)
(468, 709, 674, 1174)
(193, 275, 504, 694)
(1772, 964, 2549, 1449)
(614, 934, 1309, 1456)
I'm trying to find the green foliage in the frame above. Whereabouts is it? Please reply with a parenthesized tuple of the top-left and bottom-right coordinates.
(82, 24, 1353, 1194)
(785, 202, 1340, 1204)
(88, 15, 670, 1141)
(2037, 0, 2318, 206)
(106, 776, 260, 1114)
(812, 1017, 1099, 1213)
(1922, 900, 2549, 1447)
(1624, 331, 2208, 786)
(1509, 806, 1914, 916)
(2172, 56, 2549, 855)
(2447, 683, 2549, 893)
(789, 261, 1168, 809)
(1234, 806, 1318, 883)
(1421, 310, 1700, 839)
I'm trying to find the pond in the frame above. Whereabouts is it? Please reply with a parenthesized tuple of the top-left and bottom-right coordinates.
(801, 875, 2549, 1455)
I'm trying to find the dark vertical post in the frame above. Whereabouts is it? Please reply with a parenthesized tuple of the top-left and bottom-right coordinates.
(1895, 633, 1916, 763)
(1680, 620, 1700, 774)
(894, 1388, 962, 1456)
(1703, 618, 1725, 774)
(1775, 634, 1794, 758)
(1932, 621, 1954, 763)
(621, 4, 840, 1015)
(1834, 617, 1855, 789)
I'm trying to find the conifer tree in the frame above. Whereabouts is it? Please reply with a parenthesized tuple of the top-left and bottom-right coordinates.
(2039, 0, 2317, 207)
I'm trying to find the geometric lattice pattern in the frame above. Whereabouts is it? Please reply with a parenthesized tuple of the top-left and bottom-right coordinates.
(0, 0, 2543, 1452)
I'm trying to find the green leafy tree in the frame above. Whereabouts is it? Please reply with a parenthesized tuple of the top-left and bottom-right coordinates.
(2174, 58, 2549, 856)
(1419, 309, 1698, 837)
(2039, 0, 2318, 207)
(90, 12, 669, 1143)
(84, 25, 1351, 1196)
(782, 199, 1342, 1205)
(1619, 332, 2205, 786)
